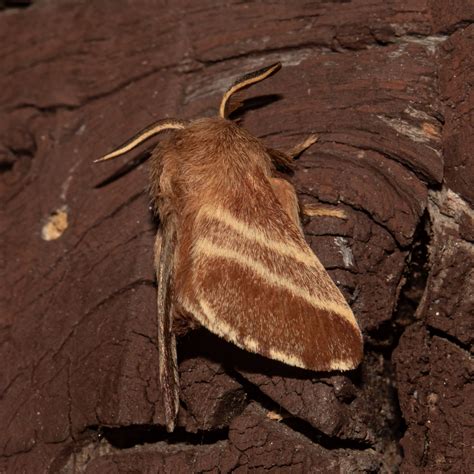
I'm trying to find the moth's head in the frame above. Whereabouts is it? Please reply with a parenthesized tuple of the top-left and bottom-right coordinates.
(94, 62, 282, 164)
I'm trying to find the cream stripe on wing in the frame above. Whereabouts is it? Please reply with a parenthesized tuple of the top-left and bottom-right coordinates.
(327, 358, 356, 371)
(194, 238, 357, 326)
(182, 297, 307, 369)
(193, 299, 356, 370)
(181, 297, 252, 353)
(199, 205, 321, 270)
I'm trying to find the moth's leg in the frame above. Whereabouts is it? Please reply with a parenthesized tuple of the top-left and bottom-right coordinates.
(287, 133, 319, 159)
(268, 135, 348, 221)
(267, 133, 318, 169)
(154, 225, 179, 432)
(270, 177, 348, 232)
(301, 204, 348, 220)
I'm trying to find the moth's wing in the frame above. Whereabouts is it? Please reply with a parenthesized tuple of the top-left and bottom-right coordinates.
(154, 224, 179, 432)
(176, 175, 363, 372)
(269, 177, 302, 232)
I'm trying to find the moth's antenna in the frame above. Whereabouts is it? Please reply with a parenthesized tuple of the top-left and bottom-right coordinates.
(219, 62, 282, 119)
(94, 119, 186, 163)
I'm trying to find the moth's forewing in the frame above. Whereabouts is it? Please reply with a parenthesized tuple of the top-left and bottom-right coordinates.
(173, 161, 363, 371)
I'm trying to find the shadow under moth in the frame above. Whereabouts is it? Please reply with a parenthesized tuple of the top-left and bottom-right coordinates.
(96, 62, 363, 432)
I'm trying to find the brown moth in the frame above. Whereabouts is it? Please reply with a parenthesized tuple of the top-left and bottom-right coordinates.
(95, 63, 363, 432)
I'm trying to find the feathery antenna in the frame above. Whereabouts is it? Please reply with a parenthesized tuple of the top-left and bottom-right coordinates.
(94, 119, 186, 163)
(219, 62, 282, 119)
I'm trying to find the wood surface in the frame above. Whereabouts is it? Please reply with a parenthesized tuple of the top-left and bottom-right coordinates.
(1, 1, 472, 472)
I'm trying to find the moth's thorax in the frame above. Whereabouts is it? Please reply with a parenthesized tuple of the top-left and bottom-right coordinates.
(150, 117, 273, 215)
(175, 117, 271, 172)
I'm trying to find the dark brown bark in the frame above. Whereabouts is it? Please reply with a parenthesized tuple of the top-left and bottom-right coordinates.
(1, 1, 472, 472)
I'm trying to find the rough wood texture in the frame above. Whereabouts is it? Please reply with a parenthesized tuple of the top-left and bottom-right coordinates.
(1, 1, 472, 472)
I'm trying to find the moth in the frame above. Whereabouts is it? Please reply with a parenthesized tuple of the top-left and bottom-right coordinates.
(96, 63, 363, 432)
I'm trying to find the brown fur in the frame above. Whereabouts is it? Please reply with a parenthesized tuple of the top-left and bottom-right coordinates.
(150, 118, 362, 372)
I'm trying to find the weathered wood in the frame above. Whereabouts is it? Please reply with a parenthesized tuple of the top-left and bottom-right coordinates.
(1, 1, 472, 472)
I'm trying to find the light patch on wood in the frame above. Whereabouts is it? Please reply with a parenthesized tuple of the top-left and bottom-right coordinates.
(200, 205, 319, 268)
(404, 106, 433, 121)
(427, 188, 474, 256)
(334, 236, 354, 268)
(60, 439, 114, 474)
(377, 115, 441, 144)
(195, 237, 357, 325)
(266, 411, 284, 422)
(60, 161, 80, 200)
(397, 34, 448, 54)
(421, 122, 440, 139)
(427, 392, 439, 412)
(184, 54, 312, 103)
(41, 206, 68, 241)
(404, 107, 441, 141)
